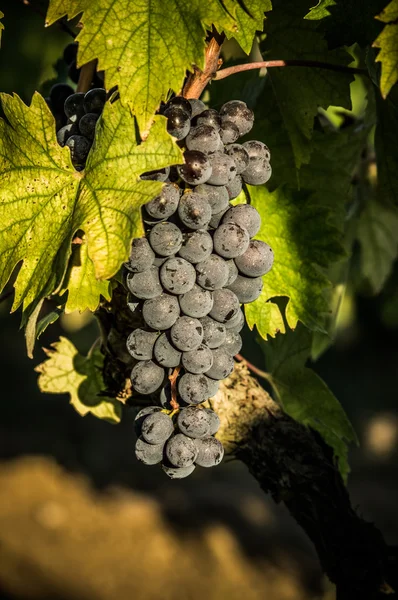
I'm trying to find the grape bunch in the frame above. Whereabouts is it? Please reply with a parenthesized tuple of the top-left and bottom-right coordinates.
(126, 97, 274, 479)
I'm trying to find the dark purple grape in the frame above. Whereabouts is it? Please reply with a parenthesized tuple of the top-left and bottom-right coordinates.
(164, 106, 191, 140)
(177, 151, 212, 185)
(83, 88, 106, 114)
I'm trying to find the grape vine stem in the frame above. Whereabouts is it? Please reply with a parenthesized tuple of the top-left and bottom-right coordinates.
(168, 366, 181, 411)
(213, 60, 368, 80)
(182, 33, 225, 99)
(77, 60, 97, 94)
(235, 354, 270, 381)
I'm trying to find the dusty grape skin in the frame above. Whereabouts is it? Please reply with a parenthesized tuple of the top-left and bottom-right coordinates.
(224, 309, 245, 333)
(64, 92, 85, 120)
(160, 257, 196, 294)
(79, 113, 99, 140)
(242, 140, 271, 161)
(219, 120, 240, 144)
(178, 373, 210, 405)
(186, 124, 221, 154)
(177, 406, 211, 438)
(219, 100, 254, 136)
(204, 376, 220, 397)
(195, 254, 229, 290)
(125, 237, 155, 273)
(241, 156, 272, 185)
(166, 433, 199, 467)
(224, 331, 243, 356)
(188, 98, 206, 117)
(177, 151, 212, 185)
(182, 344, 214, 374)
(134, 406, 162, 436)
(57, 123, 78, 146)
(135, 436, 165, 465)
(126, 328, 159, 360)
(222, 204, 261, 238)
(235, 240, 274, 277)
(227, 274, 263, 303)
(164, 105, 191, 140)
(168, 96, 192, 115)
(65, 135, 91, 165)
(209, 288, 240, 324)
(170, 316, 203, 351)
(179, 285, 213, 318)
(200, 316, 227, 348)
(131, 360, 165, 395)
(225, 259, 239, 286)
(193, 108, 221, 130)
(224, 144, 250, 174)
(126, 266, 162, 299)
(141, 167, 170, 182)
(162, 463, 196, 478)
(209, 207, 229, 229)
(178, 193, 212, 230)
(141, 412, 174, 445)
(194, 437, 224, 467)
(213, 222, 250, 259)
(205, 348, 235, 380)
(207, 153, 237, 186)
(145, 183, 181, 220)
(194, 184, 229, 214)
(154, 332, 182, 368)
(204, 409, 221, 435)
(142, 294, 180, 330)
(149, 222, 183, 256)
(225, 175, 242, 200)
(178, 230, 213, 264)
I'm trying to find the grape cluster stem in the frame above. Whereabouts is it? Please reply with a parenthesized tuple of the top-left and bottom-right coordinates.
(169, 366, 181, 411)
(235, 354, 269, 381)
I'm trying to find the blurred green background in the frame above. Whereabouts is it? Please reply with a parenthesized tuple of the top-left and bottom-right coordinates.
(0, 4, 398, 600)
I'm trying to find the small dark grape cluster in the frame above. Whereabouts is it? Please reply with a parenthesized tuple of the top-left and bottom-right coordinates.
(45, 43, 106, 170)
(126, 97, 274, 479)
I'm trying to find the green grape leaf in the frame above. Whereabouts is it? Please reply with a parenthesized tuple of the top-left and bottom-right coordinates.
(0, 11, 4, 45)
(0, 93, 182, 315)
(36, 336, 121, 423)
(36, 308, 63, 339)
(62, 237, 111, 314)
(261, 0, 353, 168)
(357, 197, 398, 294)
(373, 0, 398, 98)
(260, 324, 358, 479)
(46, 0, 270, 133)
(305, 0, 336, 19)
(375, 89, 398, 206)
(245, 185, 345, 337)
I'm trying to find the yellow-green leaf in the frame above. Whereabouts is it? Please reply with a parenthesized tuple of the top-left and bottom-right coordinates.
(0, 11, 4, 45)
(374, 0, 398, 98)
(36, 336, 121, 423)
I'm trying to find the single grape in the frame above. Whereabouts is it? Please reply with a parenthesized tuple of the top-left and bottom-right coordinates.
(200, 316, 226, 348)
(126, 266, 162, 299)
(242, 140, 271, 161)
(226, 175, 242, 200)
(207, 153, 237, 186)
(206, 348, 234, 380)
(205, 376, 220, 397)
(179, 285, 213, 318)
(224, 309, 245, 333)
(224, 331, 242, 356)
(126, 328, 159, 360)
(142, 294, 180, 330)
(170, 316, 203, 351)
(49, 83, 74, 113)
(154, 332, 182, 368)
(204, 409, 220, 435)
(141, 167, 170, 182)
(189, 98, 206, 117)
(177, 407, 211, 438)
(65, 135, 91, 166)
(196, 254, 229, 290)
(164, 105, 191, 140)
(177, 151, 212, 185)
(194, 184, 229, 214)
(219, 120, 240, 144)
(162, 463, 196, 479)
(241, 156, 272, 185)
(186, 124, 221, 154)
(135, 436, 164, 465)
(209, 288, 240, 324)
(145, 183, 181, 220)
(159, 382, 173, 409)
(134, 406, 162, 436)
(225, 259, 238, 286)
(168, 96, 192, 116)
(56, 123, 78, 146)
(153, 255, 170, 267)
(213, 222, 250, 259)
(178, 373, 210, 404)
(227, 274, 263, 303)
(125, 237, 155, 273)
(235, 240, 274, 277)
(193, 108, 221, 131)
(182, 344, 214, 374)
(224, 144, 250, 174)
(79, 113, 100, 140)
(149, 222, 183, 256)
(194, 437, 224, 467)
(64, 92, 85, 121)
(209, 207, 229, 229)
(63, 42, 78, 66)
(219, 100, 254, 136)
(142, 411, 174, 444)
(166, 433, 198, 467)
(131, 360, 165, 394)
(222, 204, 261, 238)
(160, 257, 196, 294)
(178, 229, 213, 264)
(83, 88, 106, 114)
(178, 192, 212, 230)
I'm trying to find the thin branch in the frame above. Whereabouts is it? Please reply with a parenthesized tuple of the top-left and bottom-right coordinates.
(22, 0, 76, 38)
(169, 366, 181, 411)
(182, 33, 225, 99)
(213, 59, 368, 81)
(76, 60, 97, 93)
(235, 354, 270, 381)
